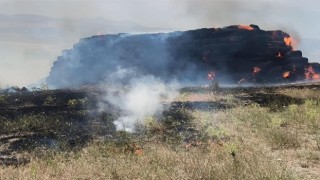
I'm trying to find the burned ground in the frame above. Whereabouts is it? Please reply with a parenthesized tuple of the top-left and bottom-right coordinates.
(1, 83, 320, 179)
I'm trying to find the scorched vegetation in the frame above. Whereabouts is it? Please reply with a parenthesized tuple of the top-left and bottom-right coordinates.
(1, 83, 320, 179)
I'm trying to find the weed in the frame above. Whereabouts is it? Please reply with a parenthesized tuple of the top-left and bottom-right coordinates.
(266, 127, 301, 149)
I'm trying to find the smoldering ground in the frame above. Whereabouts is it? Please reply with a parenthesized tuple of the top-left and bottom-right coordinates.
(98, 68, 179, 132)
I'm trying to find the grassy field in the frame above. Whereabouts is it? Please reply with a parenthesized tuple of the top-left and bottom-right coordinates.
(1, 84, 320, 179)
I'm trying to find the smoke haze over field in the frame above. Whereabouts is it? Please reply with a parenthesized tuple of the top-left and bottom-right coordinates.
(1, 0, 320, 86)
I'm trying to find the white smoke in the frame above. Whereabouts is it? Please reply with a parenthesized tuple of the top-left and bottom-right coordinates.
(100, 67, 179, 132)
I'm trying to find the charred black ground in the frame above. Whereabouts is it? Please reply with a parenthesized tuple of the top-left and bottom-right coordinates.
(1, 83, 320, 166)
(47, 24, 320, 88)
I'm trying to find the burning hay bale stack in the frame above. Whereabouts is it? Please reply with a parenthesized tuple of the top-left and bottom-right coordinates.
(47, 24, 320, 88)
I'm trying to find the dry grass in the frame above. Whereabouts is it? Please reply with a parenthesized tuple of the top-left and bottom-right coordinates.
(227, 104, 320, 179)
(176, 91, 240, 106)
(278, 88, 320, 99)
(0, 141, 293, 180)
(1, 86, 320, 179)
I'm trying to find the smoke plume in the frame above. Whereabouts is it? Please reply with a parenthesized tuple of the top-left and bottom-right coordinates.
(99, 68, 178, 132)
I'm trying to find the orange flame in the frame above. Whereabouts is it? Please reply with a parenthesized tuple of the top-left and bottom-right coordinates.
(238, 25, 254, 31)
(282, 71, 290, 79)
(313, 74, 320, 80)
(207, 71, 216, 80)
(253, 66, 261, 75)
(284, 36, 298, 50)
(305, 66, 320, 80)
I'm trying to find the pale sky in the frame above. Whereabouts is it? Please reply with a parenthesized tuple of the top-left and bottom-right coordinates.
(1, 0, 320, 87)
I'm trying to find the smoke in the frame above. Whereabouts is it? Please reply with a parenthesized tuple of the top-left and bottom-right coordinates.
(100, 68, 179, 132)
(2, 0, 320, 87)
(181, 0, 271, 27)
(46, 31, 210, 89)
(47, 24, 318, 89)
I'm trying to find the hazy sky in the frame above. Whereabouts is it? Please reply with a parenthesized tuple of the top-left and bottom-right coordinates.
(1, 0, 320, 86)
